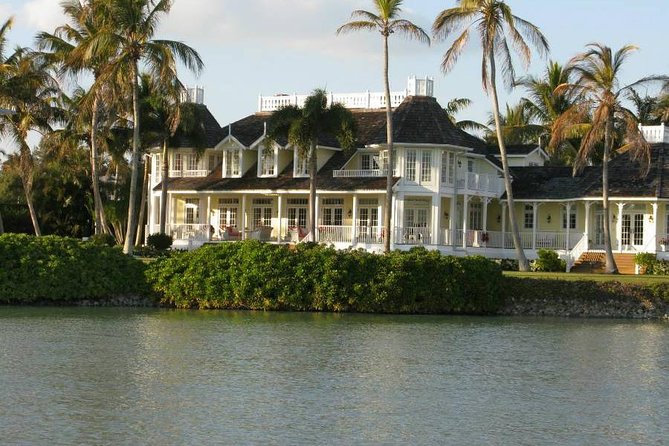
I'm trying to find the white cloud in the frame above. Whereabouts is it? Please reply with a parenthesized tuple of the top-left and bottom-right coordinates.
(21, 0, 66, 33)
(160, 0, 430, 60)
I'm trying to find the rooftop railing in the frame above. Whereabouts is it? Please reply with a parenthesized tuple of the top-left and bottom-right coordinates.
(259, 91, 406, 112)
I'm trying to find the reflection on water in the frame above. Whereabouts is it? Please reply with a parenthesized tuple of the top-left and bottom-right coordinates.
(0, 308, 667, 445)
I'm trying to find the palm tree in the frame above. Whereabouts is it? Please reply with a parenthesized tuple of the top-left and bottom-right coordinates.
(485, 101, 544, 145)
(95, 0, 203, 254)
(267, 89, 356, 242)
(550, 44, 666, 273)
(337, 0, 430, 252)
(137, 73, 207, 236)
(627, 88, 659, 125)
(36, 0, 119, 236)
(444, 97, 488, 133)
(0, 48, 62, 236)
(433, 0, 549, 271)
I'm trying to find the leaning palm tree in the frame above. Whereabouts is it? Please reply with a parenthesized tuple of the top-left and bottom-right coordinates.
(550, 44, 666, 274)
(94, 0, 204, 254)
(267, 89, 356, 242)
(0, 48, 62, 236)
(36, 0, 119, 235)
(433, 0, 549, 271)
(337, 0, 430, 252)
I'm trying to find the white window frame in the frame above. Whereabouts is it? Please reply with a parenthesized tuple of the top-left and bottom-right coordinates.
(222, 149, 241, 178)
(259, 147, 277, 177)
(294, 150, 308, 177)
(184, 198, 199, 225)
(524, 204, 534, 229)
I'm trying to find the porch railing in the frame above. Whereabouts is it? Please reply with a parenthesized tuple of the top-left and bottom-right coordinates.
(356, 226, 384, 243)
(396, 226, 431, 245)
(168, 224, 212, 241)
(318, 225, 353, 243)
(169, 169, 209, 178)
(449, 230, 584, 250)
(332, 169, 385, 178)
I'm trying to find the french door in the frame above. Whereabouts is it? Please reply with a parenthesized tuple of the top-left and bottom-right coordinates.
(622, 213, 644, 247)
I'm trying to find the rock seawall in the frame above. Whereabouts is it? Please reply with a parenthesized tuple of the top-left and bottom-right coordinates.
(501, 278, 669, 319)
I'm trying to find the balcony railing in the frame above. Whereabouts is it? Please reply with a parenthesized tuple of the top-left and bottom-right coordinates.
(259, 91, 406, 112)
(169, 169, 209, 178)
(456, 173, 505, 195)
(318, 225, 353, 243)
(333, 169, 387, 178)
(396, 226, 431, 245)
(640, 124, 669, 144)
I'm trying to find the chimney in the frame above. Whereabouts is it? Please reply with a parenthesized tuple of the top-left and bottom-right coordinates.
(181, 86, 205, 105)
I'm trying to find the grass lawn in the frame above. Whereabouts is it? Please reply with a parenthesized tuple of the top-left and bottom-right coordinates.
(504, 271, 669, 284)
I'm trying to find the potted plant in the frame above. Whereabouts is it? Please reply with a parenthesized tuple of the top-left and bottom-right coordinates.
(480, 231, 490, 246)
(659, 237, 668, 251)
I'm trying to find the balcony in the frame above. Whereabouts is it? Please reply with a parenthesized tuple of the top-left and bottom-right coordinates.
(333, 169, 385, 178)
(640, 124, 669, 144)
(169, 169, 210, 178)
(455, 173, 505, 195)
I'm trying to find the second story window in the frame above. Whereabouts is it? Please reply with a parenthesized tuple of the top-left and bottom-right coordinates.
(186, 154, 198, 171)
(208, 153, 223, 171)
(421, 151, 432, 183)
(173, 153, 183, 172)
(223, 150, 240, 177)
(361, 154, 379, 170)
(260, 148, 276, 176)
(295, 151, 308, 177)
(405, 150, 417, 181)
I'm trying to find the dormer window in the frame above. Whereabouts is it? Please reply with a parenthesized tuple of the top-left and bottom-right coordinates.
(361, 153, 379, 170)
(294, 150, 308, 177)
(260, 147, 277, 177)
(222, 149, 240, 178)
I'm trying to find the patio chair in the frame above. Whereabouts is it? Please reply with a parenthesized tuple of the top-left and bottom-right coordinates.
(222, 226, 241, 241)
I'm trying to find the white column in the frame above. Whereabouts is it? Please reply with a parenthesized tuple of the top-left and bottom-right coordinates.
(652, 202, 659, 250)
(314, 195, 320, 242)
(565, 202, 572, 250)
(241, 194, 247, 240)
(462, 195, 469, 249)
(532, 202, 538, 250)
(277, 195, 283, 242)
(617, 202, 625, 252)
(449, 195, 457, 248)
(584, 201, 591, 251)
(388, 194, 394, 244)
(431, 194, 441, 245)
(502, 202, 508, 249)
(206, 195, 212, 240)
(352, 194, 358, 244)
(483, 198, 490, 232)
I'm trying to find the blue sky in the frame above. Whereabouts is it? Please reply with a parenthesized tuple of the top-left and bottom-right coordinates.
(1, 0, 668, 132)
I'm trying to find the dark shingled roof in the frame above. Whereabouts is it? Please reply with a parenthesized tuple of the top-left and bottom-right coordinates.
(156, 151, 396, 192)
(224, 95, 488, 152)
(509, 143, 669, 200)
(172, 104, 225, 148)
(489, 144, 542, 156)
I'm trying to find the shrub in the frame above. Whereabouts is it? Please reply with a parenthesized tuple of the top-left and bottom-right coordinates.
(88, 233, 116, 247)
(0, 233, 149, 303)
(147, 232, 173, 251)
(493, 258, 519, 271)
(145, 242, 505, 314)
(532, 249, 566, 272)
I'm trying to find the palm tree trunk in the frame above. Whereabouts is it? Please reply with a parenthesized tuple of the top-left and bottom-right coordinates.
(135, 155, 150, 247)
(90, 93, 109, 235)
(0, 206, 4, 234)
(308, 143, 317, 242)
(159, 138, 169, 234)
(602, 116, 618, 273)
(383, 32, 393, 253)
(21, 178, 41, 236)
(123, 60, 141, 255)
(489, 55, 529, 271)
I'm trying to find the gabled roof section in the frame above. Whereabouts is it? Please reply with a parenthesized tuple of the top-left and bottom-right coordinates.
(172, 104, 226, 148)
(508, 143, 669, 200)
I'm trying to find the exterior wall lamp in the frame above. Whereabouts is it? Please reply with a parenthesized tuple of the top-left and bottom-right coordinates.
(649, 214, 654, 223)
(546, 214, 552, 224)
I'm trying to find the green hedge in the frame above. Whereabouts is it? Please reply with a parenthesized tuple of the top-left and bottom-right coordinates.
(146, 241, 504, 313)
(0, 234, 148, 303)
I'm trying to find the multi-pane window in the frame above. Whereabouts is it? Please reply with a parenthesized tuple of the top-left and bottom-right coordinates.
(448, 153, 455, 184)
(361, 154, 380, 170)
(223, 150, 240, 177)
(469, 201, 482, 230)
(184, 198, 199, 224)
(467, 160, 474, 173)
(186, 154, 198, 171)
(405, 150, 417, 181)
(208, 153, 223, 171)
(218, 198, 239, 228)
(322, 198, 344, 226)
(524, 204, 534, 229)
(260, 149, 276, 176)
(173, 153, 183, 172)
(295, 151, 308, 177)
(287, 198, 308, 228)
(562, 209, 577, 229)
(153, 154, 161, 180)
(421, 151, 432, 182)
(252, 198, 273, 228)
(405, 208, 428, 228)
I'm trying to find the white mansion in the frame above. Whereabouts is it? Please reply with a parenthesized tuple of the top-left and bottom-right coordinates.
(146, 78, 669, 272)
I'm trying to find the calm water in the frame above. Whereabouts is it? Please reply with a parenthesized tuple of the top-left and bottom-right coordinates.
(1, 308, 668, 445)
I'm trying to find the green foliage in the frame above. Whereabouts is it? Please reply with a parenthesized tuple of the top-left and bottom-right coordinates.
(532, 249, 567, 272)
(0, 234, 148, 303)
(635, 253, 669, 275)
(146, 242, 505, 313)
(493, 258, 519, 271)
(635, 253, 656, 269)
(89, 233, 116, 247)
(147, 232, 172, 251)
